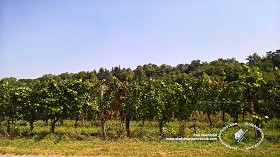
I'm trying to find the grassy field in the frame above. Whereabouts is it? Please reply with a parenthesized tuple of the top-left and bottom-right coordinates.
(0, 138, 279, 157)
(0, 115, 279, 156)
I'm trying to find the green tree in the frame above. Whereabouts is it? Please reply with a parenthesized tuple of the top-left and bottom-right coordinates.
(121, 81, 142, 137)
(198, 74, 222, 126)
(37, 75, 63, 133)
(17, 80, 40, 131)
(239, 66, 267, 137)
(267, 50, 280, 68)
(133, 66, 146, 81)
(0, 77, 18, 134)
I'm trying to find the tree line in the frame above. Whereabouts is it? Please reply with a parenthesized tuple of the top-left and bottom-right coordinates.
(0, 50, 279, 138)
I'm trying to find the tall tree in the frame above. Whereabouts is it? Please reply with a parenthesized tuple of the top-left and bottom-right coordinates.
(133, 66, 146, 81)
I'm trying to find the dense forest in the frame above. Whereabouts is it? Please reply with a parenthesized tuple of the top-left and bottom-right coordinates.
(0, 49, 279, 138)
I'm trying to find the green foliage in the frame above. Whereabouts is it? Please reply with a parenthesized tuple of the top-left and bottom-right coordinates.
(0, 49, 279, 137)
(265, 118, 280, 129)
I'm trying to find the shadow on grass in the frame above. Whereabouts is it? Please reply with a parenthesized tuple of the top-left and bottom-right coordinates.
(32, 131, 67, 144)
(32, 131, 50, 142)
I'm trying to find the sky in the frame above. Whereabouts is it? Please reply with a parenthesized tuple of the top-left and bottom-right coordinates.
(0, 0, 279, 79)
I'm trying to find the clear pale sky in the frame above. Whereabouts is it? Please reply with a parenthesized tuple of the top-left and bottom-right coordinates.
(0, 0, 279, 79)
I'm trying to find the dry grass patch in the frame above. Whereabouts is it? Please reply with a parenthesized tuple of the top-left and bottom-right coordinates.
(0, 139, 279, 157)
